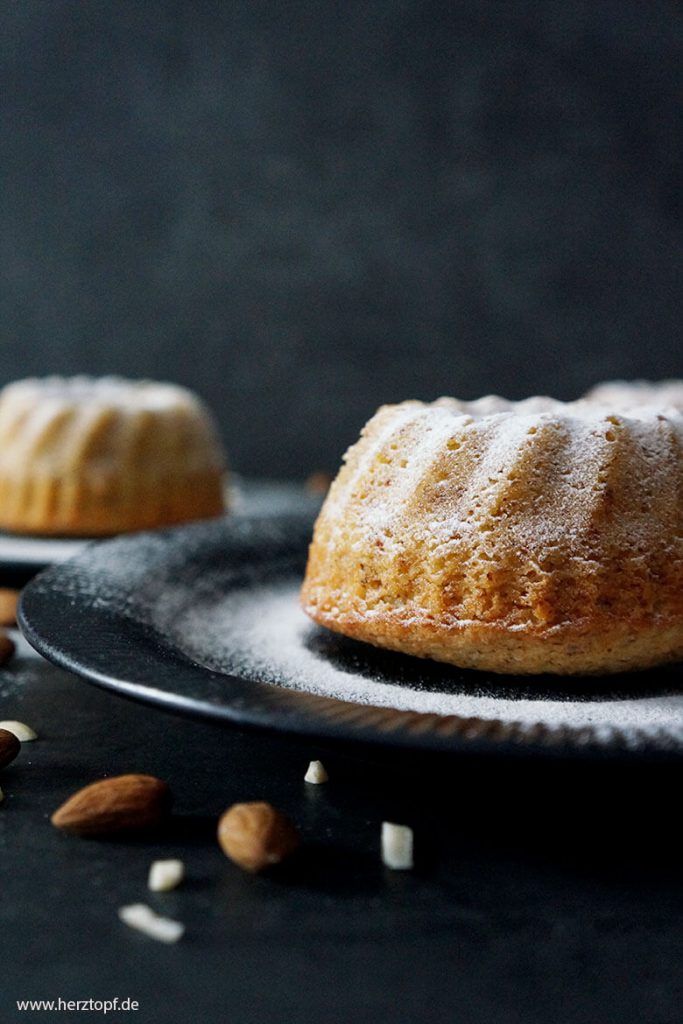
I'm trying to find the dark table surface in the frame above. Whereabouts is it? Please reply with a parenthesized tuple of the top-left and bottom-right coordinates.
(2, 490, 683, 1024)
(4, 639, 683, 1024)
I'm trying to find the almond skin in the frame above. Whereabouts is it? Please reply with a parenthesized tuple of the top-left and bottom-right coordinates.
(0, 631, 15, 666)
(0, 728, 21, 771)
(0, 589, 18, 627)
(217, 801, 300, 872)
(51, 774, 172, 837)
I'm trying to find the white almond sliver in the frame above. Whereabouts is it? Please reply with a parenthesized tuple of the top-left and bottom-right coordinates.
(118, 903, 185, 943)
(148, 859, 185, 892)
(381, 822, 414, 870)
(0, 720, 37, 742)
(304, 760, 329, 784)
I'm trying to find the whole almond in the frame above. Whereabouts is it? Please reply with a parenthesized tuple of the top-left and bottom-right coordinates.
(217, 801, 300, 872)
(0, 589, 18, 627)
(51, 774, 171, 837)
(0, 728, 21, 771)
(0, 631, 15, 666)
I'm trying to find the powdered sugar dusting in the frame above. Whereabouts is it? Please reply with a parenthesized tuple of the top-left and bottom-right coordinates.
(160, 580, 683, 739)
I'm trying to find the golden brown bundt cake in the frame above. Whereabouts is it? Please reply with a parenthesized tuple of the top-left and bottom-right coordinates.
(301, 394, 683, 675)
(0, 376, 227, 536)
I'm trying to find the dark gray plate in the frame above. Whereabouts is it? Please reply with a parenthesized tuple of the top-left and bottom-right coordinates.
(18, 513, 683, 758)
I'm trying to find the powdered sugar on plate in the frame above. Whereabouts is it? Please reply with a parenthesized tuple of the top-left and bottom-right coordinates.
(160, 579, 683, 739)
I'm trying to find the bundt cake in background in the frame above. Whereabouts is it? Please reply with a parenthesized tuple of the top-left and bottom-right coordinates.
(301, 388, 683, 675)
(0, 376, 227, 536)
(583, 379, 683, 411)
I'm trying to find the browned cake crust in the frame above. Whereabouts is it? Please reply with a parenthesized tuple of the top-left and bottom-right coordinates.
(301, 394, 683, 675)
(0, 377, 226, 536)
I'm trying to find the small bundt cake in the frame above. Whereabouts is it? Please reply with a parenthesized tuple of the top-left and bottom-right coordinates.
(584, 379, 683, 412)
(0, 376, 227, 536)
(301, 393, 683, 675)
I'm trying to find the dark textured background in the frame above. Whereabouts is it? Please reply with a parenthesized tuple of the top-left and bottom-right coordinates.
(0, 0, 681, 477)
